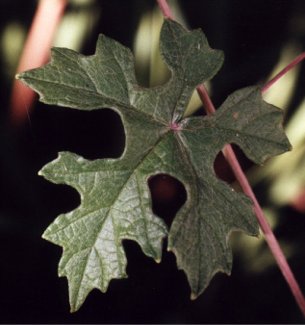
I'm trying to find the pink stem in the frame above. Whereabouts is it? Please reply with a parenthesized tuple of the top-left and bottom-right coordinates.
(157, 0, 305, 317)
(197, 84, 216, 115)
(223, 145, 305, 316)
(262, 52, 305, 94)
(156, 0, 174, 19)
(262, 51, 305, 212)
(197, 84, 305, 316)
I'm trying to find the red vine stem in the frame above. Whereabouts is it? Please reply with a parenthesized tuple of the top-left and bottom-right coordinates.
(156, 0, 174, 19)
(262, 52, 305, 94)
(157, 0, 305, 317)
(198, 84, 305, 316)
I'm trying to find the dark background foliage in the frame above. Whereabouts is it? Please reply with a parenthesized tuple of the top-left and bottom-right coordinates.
(0, 0, 305, 323)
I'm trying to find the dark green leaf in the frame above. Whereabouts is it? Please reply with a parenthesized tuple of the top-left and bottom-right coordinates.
(18, 19, 290, 311)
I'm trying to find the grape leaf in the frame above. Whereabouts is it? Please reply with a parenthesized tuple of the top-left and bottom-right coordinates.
(17, 19, 291, 311)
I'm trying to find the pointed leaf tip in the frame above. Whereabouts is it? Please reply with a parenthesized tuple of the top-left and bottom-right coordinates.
(190, 292, 198, 300)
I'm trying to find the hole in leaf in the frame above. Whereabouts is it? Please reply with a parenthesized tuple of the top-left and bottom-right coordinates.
(213, 144, 254, 184)
(213, 151, 235, 183)
(148, 174, 187, 227)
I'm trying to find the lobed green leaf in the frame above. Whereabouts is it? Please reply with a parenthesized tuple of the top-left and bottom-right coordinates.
(18, 19, 290, 311)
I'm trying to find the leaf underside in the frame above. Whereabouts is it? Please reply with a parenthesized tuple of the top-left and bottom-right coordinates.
(18, 19, 291, 311)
